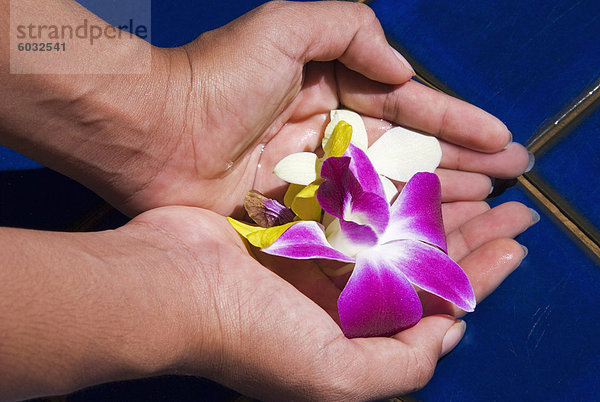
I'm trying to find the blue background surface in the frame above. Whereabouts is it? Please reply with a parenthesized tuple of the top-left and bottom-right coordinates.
(533, 107, 600, 233)
(421, 186, 600, 400)
(2, 0, 599, 400)
(371, 0, 600, 145)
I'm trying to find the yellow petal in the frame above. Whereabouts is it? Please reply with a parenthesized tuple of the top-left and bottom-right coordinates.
(227, 217, 262, 238)
(227, 217, 297, 248)
(291, 181, 323, 221)
(284, 183, 305, 208)
(323, 120, 352, 157)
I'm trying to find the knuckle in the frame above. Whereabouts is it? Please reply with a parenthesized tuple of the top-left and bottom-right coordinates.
(403, 347, 437, 392)
(349, 1, 378, 23)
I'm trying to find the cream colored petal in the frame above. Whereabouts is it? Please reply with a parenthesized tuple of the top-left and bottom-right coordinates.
(366, 126, 442, 182)
(322, 110, 368, 151)
(379, 175, 399, 203)
(324, 216, 341, 238)
(273, 152, 318, 185)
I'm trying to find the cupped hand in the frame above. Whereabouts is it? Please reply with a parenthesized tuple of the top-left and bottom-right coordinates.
(115, 1, 530, 216)
(124, 197, 534, 400)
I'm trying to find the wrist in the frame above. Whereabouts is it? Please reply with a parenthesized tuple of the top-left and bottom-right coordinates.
(1, 1, 195, 216)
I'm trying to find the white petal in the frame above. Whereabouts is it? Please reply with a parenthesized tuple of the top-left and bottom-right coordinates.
(273, 152, 318, 185)
(379, 175, 399, 203)
(324, 216, 341, 238)
(322, 110, 368, 151)
(366, 127, 442, 182)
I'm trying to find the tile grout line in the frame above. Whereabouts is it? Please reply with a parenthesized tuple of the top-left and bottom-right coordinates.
(527, 77, 600, 154)
(386, 39, 600, 261)
(518, 175, 600, 262)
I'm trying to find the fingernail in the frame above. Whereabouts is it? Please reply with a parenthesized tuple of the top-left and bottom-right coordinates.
(529, 208, 540, 225)
(441, 320, 466, 358)
(391, 47, 415, 76)
(525, 152, 535, 173)
(488, 183, 495, 196)
(503, 131, 513, 150)
(521, 245, 529, 258)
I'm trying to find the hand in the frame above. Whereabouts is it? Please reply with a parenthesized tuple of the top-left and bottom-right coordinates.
(39, 1, 529, 216)
(125, 202, 533, 400)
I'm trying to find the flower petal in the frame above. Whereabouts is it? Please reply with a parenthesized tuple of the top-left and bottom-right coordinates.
(323, 120, 352, 157)
(318, 156, 389, 235)
(323, 109, 368, 151)
(345, 191, 389, 235)
(379, 175, 398, 203)
(227, 218, 297, 248)
(317, 156, 358, 219)
(366, 126, 442, 182)
(381, 172, 447, 251)
(244, 190, 295, 227)
(328, 220, 378, 257)
(273, 152, 318, 185)
(345, 144, 385, 199)
(377, 240, 476, 312)
(262, 221, 354, 263)
(290, 181, 322, 221)
(338, 249, 423, 338)
(283, 183, 304, 208)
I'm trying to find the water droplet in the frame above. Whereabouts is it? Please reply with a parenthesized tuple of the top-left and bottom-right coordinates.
(225, 160, 234, 170)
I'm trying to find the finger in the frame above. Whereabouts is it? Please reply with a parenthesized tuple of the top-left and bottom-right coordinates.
(422, 238, 527, 317)
(338, 315, 462, 398)
(447, 201, 538, 261)
(440, 141, 533, 179)
(337, 66, 512, 152)
(442, 201, 490, 234)
(259, 1, 414, 84)
(436, 168, 492, 202)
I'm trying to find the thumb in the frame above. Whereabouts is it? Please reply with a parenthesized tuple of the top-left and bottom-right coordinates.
(255, 1, 414, 84)
(346, 315, 466, 398)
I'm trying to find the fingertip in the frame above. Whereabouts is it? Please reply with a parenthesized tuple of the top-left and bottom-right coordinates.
(441, 319, 466, 357)
(390, 46, 416, 77)
(520, 244, 529, 258)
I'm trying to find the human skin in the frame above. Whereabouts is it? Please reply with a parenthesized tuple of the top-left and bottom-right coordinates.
(0, 0, 535, 400)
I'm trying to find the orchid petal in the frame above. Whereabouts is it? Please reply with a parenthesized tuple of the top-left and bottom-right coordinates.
(379, 175, 398, 203)
(323, 110, 368, 151)
(318, 156, 389, 235)
(366, 126, 442, 182)
(273, 152, 318, 185)
(262, 221, 354, 263)
(317, 156, 358, 219)
(381, 172, 447, 252)
(377, 240, 476, 312)
(290, 181, 322, 221)
(338, 248, 423, 338)
(345, 144, 385, 199)
(344, 191, 389, 235)
(323, 120, 352, 157)
(326, 218, 379, 259)
(227, 218, 297, 248)
(392, 240, 476, 312)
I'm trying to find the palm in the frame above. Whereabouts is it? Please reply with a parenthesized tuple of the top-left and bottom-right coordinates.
(166, 56, 534, 320)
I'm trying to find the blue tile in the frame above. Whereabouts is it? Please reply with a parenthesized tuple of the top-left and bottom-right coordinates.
(0, 146, 41, 170)
(150, 0, 271, 47)
(370, 1, 600, 144)
(414, 185, 600, 400)
(533, 107, 600, 234)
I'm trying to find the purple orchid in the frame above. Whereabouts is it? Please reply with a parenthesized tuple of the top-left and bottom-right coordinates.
(262, 144, 475, 338)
